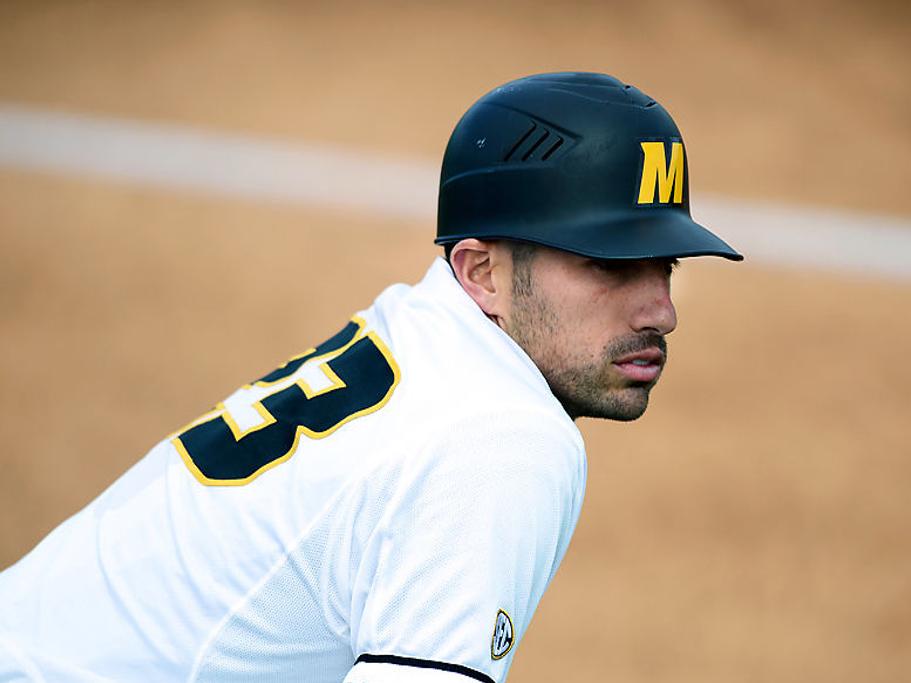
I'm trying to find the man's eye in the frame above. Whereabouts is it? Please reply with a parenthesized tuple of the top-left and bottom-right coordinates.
(593, 260, 630, 274)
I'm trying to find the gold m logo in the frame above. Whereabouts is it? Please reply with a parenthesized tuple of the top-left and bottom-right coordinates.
(637, 141, 685, 205)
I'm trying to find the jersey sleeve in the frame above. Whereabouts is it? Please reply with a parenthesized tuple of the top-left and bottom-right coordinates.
(343, 411, 586, 683)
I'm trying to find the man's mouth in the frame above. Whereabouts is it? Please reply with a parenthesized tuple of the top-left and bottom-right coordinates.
(611, 348, 665, 383)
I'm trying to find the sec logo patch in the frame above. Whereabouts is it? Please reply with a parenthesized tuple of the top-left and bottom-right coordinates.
(490, 609, 514, 660)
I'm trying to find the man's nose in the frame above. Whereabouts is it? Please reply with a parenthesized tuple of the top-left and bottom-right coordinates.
(632, 274, 677, 336)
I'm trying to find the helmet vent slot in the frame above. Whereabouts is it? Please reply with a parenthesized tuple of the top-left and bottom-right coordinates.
(504, 123, 538, 162)
(521, 130, 550, 161)
(541, 136, 564, 161)
(504, 122, 565, 162)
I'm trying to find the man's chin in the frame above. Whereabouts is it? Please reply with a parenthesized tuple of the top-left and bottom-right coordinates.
(599, 389, 650, 422)
(560, 385, 653, 421)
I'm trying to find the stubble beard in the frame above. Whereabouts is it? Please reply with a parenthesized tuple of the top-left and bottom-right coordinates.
(505, 271, 666, 422)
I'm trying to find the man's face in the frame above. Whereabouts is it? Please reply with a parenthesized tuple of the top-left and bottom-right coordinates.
(501, 245, 678, 421)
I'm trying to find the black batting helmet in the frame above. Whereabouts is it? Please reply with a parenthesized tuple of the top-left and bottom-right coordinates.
(435, 72, 742, 261)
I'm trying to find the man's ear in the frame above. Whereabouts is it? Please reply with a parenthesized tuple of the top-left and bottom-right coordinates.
(449, 239, 511, 322)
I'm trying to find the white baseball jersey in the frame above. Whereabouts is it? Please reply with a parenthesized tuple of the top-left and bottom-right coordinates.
(0, 258, 587, 683)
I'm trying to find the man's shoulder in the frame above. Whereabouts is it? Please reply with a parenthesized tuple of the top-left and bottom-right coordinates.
(396, 405, 585, 496)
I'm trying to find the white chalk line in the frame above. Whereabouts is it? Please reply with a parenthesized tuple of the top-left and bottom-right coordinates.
(1, 104, 909, 282)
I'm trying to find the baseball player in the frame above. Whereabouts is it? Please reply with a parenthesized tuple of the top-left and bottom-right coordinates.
(0, 72, 741, 682)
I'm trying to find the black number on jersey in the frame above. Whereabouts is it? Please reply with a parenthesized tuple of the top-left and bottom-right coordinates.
(172, 317, 400, 485)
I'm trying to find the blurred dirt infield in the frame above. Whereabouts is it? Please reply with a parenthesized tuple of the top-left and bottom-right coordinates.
(1, 2, 910, 682)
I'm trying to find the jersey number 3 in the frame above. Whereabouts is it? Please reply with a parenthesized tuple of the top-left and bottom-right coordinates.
(172, 317, 400, 486)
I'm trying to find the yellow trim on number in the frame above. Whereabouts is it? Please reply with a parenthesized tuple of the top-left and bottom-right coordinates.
(175, 316, 367, 442)
(249, 316, 367, 389)
(218, 400, 277, 440)
(172, 325, 401, 487)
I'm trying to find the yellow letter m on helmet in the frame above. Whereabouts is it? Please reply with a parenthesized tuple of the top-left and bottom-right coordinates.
(637, 141, 685, 205)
